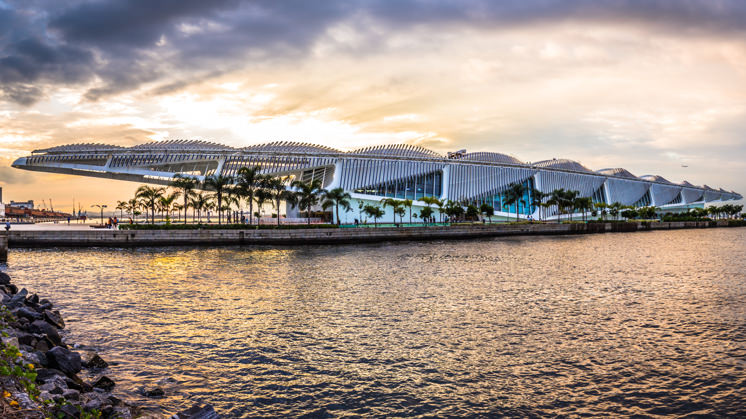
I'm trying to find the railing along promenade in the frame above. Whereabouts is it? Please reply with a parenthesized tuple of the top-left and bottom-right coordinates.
(3, 221, 742, 248)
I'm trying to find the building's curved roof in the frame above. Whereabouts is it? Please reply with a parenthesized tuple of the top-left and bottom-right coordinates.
(533, 158, 594, 173)
(129, 139, 236, 151)
(350, 144, 442, 159)
(640, 175, 674, 184)
(597, 168, 638, 179)
(703, 184, 717, 191)
(241, 141, 341, 154)
(33, 143, 127, 154)
(455, 152, 524, 165)
(680, 180, 697, 187)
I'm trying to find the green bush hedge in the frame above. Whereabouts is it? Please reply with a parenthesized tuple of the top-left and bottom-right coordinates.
(119, 223, 340, 230)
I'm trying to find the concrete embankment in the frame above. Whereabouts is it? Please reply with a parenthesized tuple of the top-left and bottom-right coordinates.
(4, 221, 741, 248)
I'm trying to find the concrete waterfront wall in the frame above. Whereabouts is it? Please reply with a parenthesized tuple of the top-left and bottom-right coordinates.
(4, 220, 738, 248)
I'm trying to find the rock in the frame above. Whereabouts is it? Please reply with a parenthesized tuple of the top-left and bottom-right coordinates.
(28, 293, 40, 304)
(93, 375, 116, 392)
(58, 403, 80, 418)
(40, 302, 53, 311)
(82, 351, 109, 369)
(63, 388, 80, 401)
(35, 367, 67, 383)
(171, 404, 220, 419)
(1, 336, 19, 348)
(101, 406, 115, 418)
(16, 331, 37, 346)
(0, 271, 10, 285)
(31, 319, 62, 346)
(45, 310, 65, 329)
(66, 375, 93, 393)
(35, 336, 52, 352)
(107, 395, 122, 406)
(143, 387, 165, 398)
(14, 306, 43, 321)
(6, 287, 28, 308)
(46, 346, 82, 375)
(7, 283, 18, 294)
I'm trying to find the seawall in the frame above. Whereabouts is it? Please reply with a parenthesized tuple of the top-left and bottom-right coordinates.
(5, 221, 741, 248)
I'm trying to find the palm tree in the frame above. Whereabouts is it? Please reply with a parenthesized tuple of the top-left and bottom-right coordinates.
(236, 165, 262, 225)
(115, 200, 127, 219)
(125, 198, 140, 223)
(292, 179, 323, 225)
(170, 174, 197, 224)
(381, 198, 404, 224)
(363, 204, 384, 227)
(421, 196, 442, 223)
(136, 185, 166, 224)
(418, 206, 434, 224)
(191, 192, 212, 223)
(531, 189, 548, 221)
(402, 199, 414, 224)
(158, 191, 179, 223)
(480, 203, 494, 224)
(321, 187, 352, 225)
(503, 182, 527, 222)
(574, 197, 593, 222)
(261, 175, 297, 227)
(204, 174, 234, 224)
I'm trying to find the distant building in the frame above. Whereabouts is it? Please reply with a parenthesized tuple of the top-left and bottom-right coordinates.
(10, 140, 743, 222)
(9, 200, 34, 209)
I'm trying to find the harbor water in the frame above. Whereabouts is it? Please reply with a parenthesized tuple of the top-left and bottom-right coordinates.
(4, 228, 746, 417)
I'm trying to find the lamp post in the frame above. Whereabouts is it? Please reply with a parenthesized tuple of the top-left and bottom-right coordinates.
(92, 204, 107, 225)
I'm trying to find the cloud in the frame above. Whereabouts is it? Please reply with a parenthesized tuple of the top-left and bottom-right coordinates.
(2, 0, 746, 105)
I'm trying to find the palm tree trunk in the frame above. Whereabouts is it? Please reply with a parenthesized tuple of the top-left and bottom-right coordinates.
(335, 203, 340, 225)
(249, 196, 254, 225)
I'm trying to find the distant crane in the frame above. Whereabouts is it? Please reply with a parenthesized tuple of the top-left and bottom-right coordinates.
(41, 199, 47, 210)
(49, 198, 54, 212)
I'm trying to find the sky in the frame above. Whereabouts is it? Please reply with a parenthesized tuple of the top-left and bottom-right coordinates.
(1, 0, 745, 212)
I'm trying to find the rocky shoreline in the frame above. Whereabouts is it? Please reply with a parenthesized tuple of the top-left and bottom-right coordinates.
(0, 271, 218, 418)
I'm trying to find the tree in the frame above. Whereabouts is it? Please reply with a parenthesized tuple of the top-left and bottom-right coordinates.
(321, 187, 352, 225)
(503, 182, 528, 222)
(480, 203, 494, 224)
(621, 208, 638, 220)
(135, 185, 165, 224)
(574, 197, 593, 222)
(158, 191, 179, 223)
(204, 174, 234, 224)
(261, 175, 297, 227)
(531, 189, 548, 221)
(444, 200, 465, 222)
(418, 207, 434, 224)
(466, 204, 480, 220)
(594, 202, 608, 221)
(422, 196, 442, 223)
(125, 198, 140, 222)
(381, 198, 404, 224)
(115, 200, 127, 219)
(170, 174, 197, 224)
(609, 202, 622, 221)
(402, 199, 414, 224)
(292, 179, 323, 225)
(363, 204, 384, 227)
(190, 192, 212, 223)
(236, 165, 262, 225)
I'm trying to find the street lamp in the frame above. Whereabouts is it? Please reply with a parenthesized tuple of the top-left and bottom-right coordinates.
(92, 204, 107, 225)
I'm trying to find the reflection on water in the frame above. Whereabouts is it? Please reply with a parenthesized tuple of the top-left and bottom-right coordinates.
(5, 228, 746, 417)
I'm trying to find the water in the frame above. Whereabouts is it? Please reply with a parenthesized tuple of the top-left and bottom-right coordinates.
(3, 228, 746, 417)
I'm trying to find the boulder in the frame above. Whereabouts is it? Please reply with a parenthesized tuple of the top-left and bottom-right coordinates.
(92, 375, 116, 392)
(62, 388, 80, 401)
(44, 310, 65, 329)
(35, 368, 67, 384)
(171, 404, 220, 419)
(16, 331, 37, 346)
(6, 287, 28, 308)
(82, 351, 109, 369)
(143, 387, 165, 398)
(14, 306, 43, 321)
(0, 271, 10, 285)
(46, 346, 82, 375)
(31, 320, 62, 346)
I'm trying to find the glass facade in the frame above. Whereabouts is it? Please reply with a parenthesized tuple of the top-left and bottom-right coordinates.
(591, 186, 607, 205)
(472, 178, 536, 215)
(354, 171, 442, 200)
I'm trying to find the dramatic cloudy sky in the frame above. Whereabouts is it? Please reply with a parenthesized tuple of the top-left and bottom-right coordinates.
(1, 0, 745, 210)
